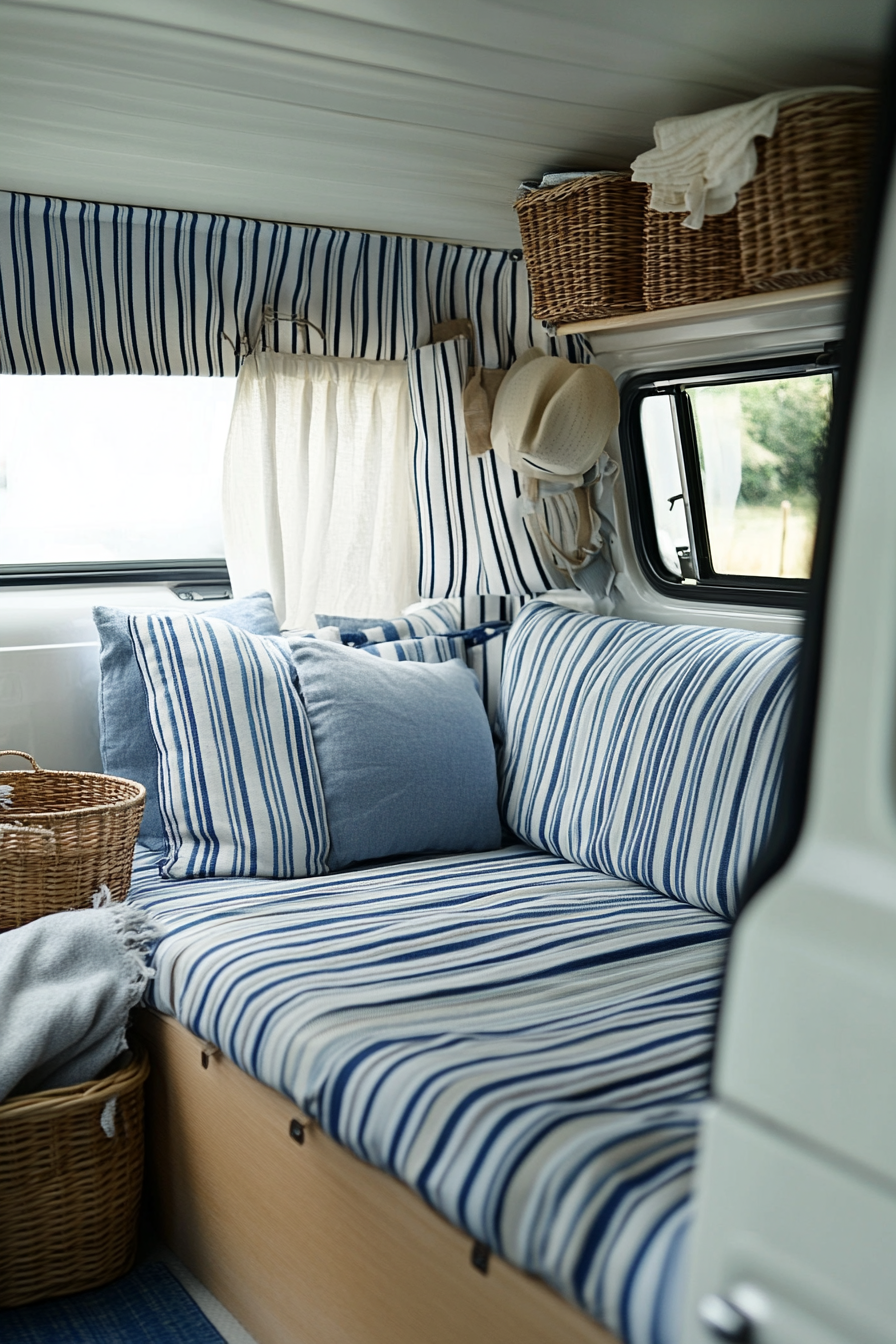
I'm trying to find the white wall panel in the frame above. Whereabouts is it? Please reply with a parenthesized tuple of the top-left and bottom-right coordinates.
(0, 584, 220, 773)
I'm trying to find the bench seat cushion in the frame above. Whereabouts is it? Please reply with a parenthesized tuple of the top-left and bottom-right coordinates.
(129, 843, 729, 1344)
(499, 602, 799, 919)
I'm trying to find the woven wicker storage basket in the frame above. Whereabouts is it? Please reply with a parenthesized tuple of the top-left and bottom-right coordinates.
(737, 91, 878, 291)
(0, 751, 145, 931)
(514, 174, 648, 325)
(0, 1048, 149, 1307)
(644, 206, 751, 310)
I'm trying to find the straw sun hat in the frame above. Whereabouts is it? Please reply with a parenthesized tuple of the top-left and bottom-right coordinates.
(490, 348, 619, 483)
(484, 348, 620, 575)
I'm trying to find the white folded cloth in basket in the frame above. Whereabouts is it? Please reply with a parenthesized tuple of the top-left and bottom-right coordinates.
(0, 897, 164, 1102)
(631, 86, 869, 229)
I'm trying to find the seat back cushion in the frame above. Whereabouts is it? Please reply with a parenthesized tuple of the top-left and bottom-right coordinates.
(498, 601, 799, 918)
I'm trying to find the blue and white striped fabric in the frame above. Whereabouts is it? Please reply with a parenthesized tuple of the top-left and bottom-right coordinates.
(0, 191, 592, 375)
(128, 842, 730, 1344)
(358, 633, 467, 664)
(409, 337, 560, 597)
(500, 603, 799, 919)
(129, 614, 329, 879)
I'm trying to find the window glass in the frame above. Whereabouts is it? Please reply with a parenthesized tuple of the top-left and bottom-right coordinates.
(0, 376, 236, 566)
(688, 374, 831, 579)
(637, 365, 833, 590)
(640, 394, 690, 577)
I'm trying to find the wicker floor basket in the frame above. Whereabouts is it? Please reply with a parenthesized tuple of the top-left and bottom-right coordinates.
(0, 1048, 149, 1308)
(0, 751, 145, 931)
(737, 91, 878, 291)
(644, 206, 752, 310)
(514, 174, 648, 325)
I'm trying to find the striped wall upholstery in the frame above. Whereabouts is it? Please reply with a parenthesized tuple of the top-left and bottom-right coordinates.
(409, 336, 560, 597)
(128, 842, 730, 1344)
(499, 603, 799, 919)
(130, 614, 329, 879)
(0, 190, 591, 375)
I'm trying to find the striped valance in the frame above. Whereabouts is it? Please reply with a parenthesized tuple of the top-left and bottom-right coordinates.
(0, 191, 590, 376)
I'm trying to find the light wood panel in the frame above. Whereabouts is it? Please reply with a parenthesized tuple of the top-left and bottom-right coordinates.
(138, 1009, 617, 1344)
(556, 279, 849, 336)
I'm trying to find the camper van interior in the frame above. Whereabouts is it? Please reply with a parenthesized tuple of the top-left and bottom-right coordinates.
(1, 3, 896, 1343)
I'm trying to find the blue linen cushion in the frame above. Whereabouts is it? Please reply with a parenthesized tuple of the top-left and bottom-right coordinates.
(499, 601, 799, 918)
(289, 639, 501, 871)
(129, 614, 329, 879)
(94, 592, 281, 851)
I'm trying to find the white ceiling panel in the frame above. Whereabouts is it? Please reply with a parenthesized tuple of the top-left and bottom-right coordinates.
(0, 0, 889, 247)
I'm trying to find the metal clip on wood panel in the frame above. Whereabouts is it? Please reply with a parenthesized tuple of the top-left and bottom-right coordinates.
(289, 1118, 306, 1145)
(200, 1043, 221, 1070)
(470, 1240, 490, 1275)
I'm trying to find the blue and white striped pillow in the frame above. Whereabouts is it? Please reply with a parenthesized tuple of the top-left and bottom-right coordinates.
(499, 602, 799, 918)
(129, 614, 329, 879)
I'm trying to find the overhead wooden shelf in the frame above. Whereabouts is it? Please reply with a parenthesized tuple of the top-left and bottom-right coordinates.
(555, 279, 849, 337)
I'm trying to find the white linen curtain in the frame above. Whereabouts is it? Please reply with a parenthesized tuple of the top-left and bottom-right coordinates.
(223, 351, 419, 629)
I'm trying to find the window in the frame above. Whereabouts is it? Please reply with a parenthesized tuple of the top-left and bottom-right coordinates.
(622, 353, 836, 604)
(0, 376, 236, 583)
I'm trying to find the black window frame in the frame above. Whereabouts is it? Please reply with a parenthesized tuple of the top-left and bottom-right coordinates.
(620, 348, 840, 610)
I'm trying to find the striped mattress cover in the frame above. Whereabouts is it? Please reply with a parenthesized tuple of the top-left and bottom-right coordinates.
(129, 841, 731, 1344)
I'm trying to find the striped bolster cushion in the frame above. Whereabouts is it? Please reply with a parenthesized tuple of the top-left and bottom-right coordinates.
(498, 602, 799, 918)
(351, 601, 463, 643)
(356, 597, 523, 726)
(358, 634, 467, 663)
(129, 614, 330, 879)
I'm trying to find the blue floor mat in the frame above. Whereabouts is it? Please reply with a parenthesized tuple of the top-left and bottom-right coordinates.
(0, 1261, 227, 1343)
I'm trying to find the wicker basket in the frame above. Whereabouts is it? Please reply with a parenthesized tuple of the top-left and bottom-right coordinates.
(0, 1048, 149, 1307)
(0, 751, 145, 931)
(644, 206, 751, 310)
(514, 174, 648, 325)
(737, 91, 878, 292)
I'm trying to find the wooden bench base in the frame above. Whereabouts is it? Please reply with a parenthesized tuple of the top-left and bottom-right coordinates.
(138, 1009, 616, 1344)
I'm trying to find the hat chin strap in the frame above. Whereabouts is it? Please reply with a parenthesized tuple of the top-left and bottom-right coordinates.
(523, 477, 603, 571)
